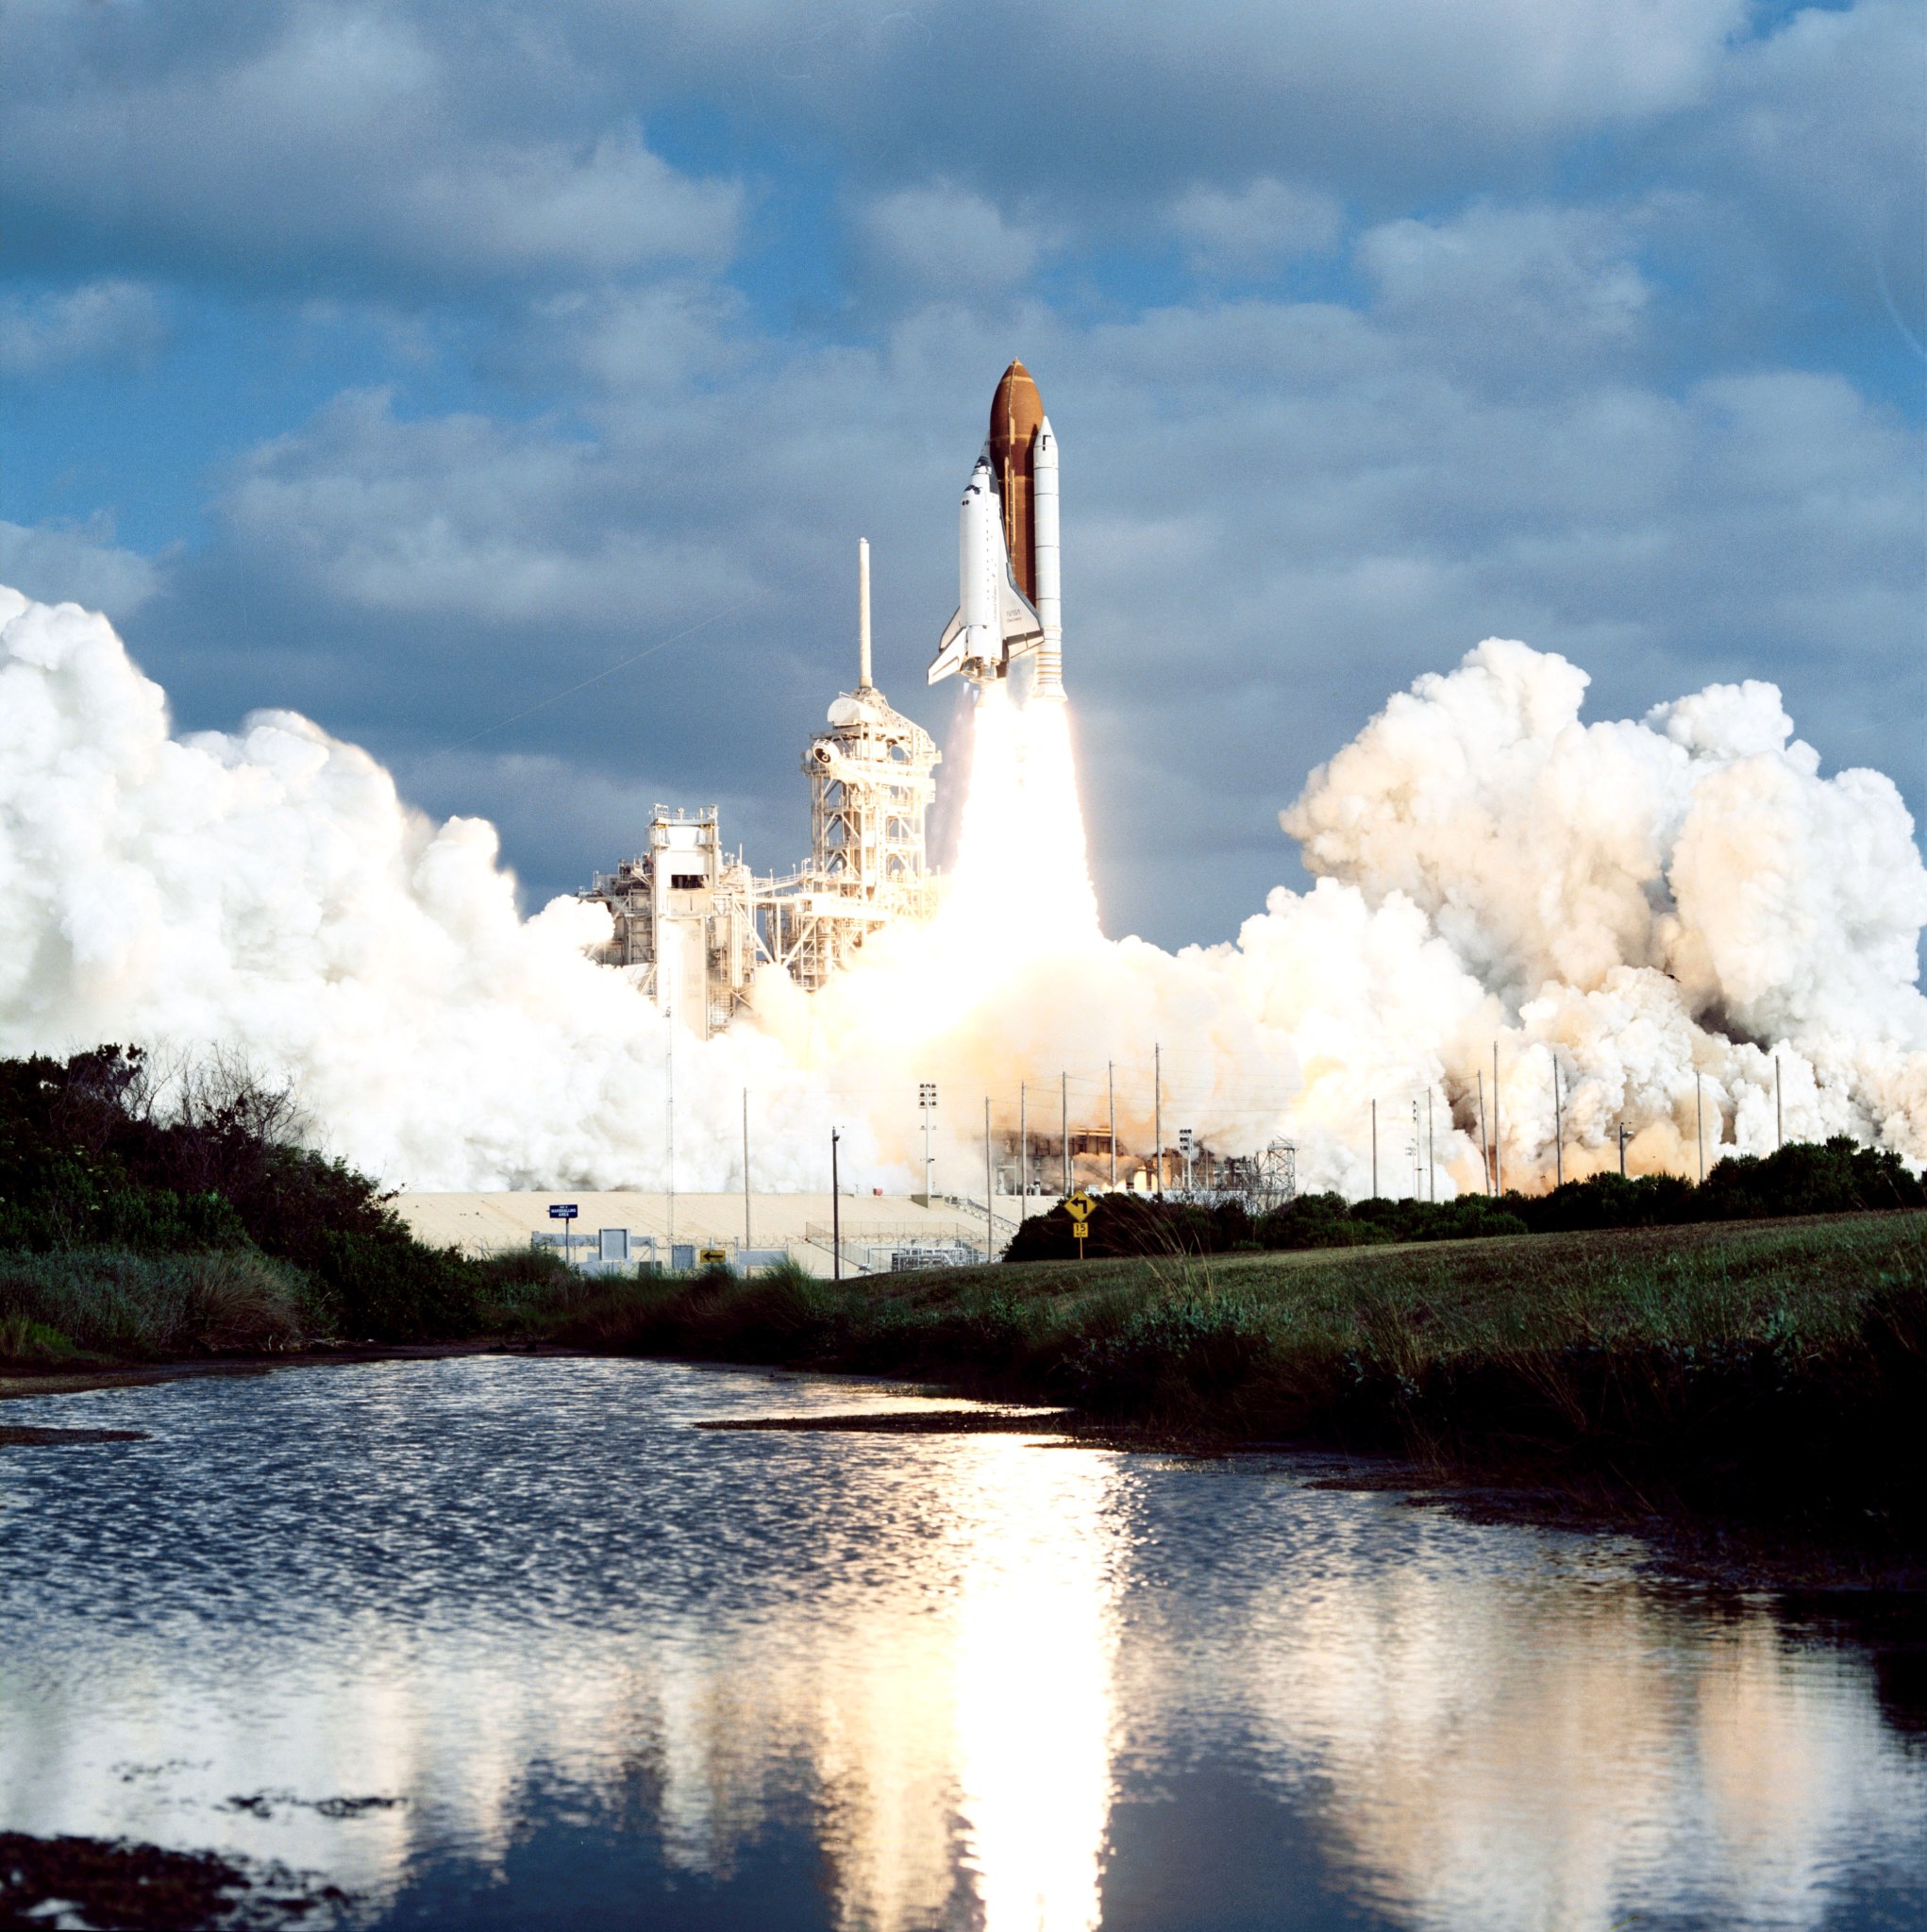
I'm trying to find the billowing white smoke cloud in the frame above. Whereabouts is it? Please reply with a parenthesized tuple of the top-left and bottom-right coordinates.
(2, 588, 1922, 1199)
(0, 587, 847, 1190)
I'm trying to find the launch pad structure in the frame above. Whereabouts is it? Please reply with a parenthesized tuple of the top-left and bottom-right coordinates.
(580, 539, 940, 1031)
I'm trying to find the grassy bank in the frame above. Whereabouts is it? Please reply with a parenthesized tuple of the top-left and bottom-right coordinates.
(549, 1211, 1927, 1547)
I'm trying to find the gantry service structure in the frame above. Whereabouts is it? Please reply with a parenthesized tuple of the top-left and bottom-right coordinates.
(578, 540, 941, 1032)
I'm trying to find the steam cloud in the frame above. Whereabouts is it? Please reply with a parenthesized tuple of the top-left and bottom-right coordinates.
(2, 585, 1922, 1197)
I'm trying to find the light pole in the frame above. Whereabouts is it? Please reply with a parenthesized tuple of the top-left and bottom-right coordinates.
(919, 1082, 937, 1201)
(830, 1126, 842, 1281)
(1018, 1081, 1028, 1214)
(1061, 1072, 1069, 1199)
(1153, 1043, 1163, 1198)
(1492, 1044, 1503, 1196)
(1179, 1126, 1194, 1198)
(1107, 1060, 1116, 1192)
(983, 1097, 994, 1261)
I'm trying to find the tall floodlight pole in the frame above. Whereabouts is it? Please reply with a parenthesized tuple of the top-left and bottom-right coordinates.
(666, 990, 676, 1264)
(1428, 1090, 1435, 1201)
(1493, 1044, 1503, 1196)
(742, 1088, 751, 1250)
(1108, 1061, 1116, 1191)
(1696, 1073, 1704, 1185)
(1618, 1121, 1629, 1176)
(830, 1127, 842, 1281)
(919, 1082, 937, 1201)
(1776, 1055, 1784, 1151)
(1371, 1099, 1378, 1200)
(983, 1097, 994, 1262)
(1018, 1081, 1028, 1215)
(1477, 1069, 1490, 1195)
(1153, 1043, 1164, 1198)
(1061, 1072, 1069, 1198)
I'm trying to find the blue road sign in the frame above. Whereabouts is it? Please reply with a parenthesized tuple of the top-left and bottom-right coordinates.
(548, 1203, 578, 1220)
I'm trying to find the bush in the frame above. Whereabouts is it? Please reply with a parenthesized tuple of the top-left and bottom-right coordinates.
(0, 1249, 312, 1358)
(1002, 1134, 1919, 1265)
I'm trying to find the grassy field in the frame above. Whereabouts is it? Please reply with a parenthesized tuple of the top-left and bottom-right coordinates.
(553, 1210, 1927, 1544)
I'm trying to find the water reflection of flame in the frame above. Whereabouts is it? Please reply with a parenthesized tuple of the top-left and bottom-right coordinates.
(950, 1440, 1119, 1932)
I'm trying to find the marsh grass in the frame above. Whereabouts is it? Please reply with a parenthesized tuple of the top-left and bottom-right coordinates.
(0, 1248, 314, 1357)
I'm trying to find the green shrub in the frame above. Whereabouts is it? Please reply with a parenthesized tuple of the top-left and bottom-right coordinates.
(0, 1249, 312, 1358)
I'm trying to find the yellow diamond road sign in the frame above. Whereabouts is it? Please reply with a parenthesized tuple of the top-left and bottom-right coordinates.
(1064, 1190, 1095, 1224)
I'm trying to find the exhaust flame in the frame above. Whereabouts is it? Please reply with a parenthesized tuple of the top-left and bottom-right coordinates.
(1, 585, 1922, 1198)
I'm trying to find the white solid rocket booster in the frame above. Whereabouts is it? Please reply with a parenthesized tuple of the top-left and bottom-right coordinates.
(1031, 415, 1062, 699)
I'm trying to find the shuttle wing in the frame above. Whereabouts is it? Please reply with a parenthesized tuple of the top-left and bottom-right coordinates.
(929, 607, 969, 684)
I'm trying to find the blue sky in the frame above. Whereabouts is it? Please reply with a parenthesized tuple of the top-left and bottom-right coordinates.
(2, 0, 1921, 948)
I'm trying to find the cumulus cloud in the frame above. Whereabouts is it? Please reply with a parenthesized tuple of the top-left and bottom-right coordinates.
(1, 8, 738, 287)
(855, 183, 1053, 298)
(1357, 202, 1651, 383)
(216, 389, 753, 625)
(0, 519, 165, 619)
(1168, 178, 1344, 277)
(0, 281, 167, 376)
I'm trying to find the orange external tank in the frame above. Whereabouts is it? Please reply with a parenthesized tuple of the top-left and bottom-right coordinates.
(987, 360, 1044, 603)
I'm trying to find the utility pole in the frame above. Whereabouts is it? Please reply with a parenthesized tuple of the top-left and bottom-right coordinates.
(830, 1127, 842, 1281)
(1371, 1098, 1378, 1199)
(1493, 1044, 1503, 1197)
(666, 993, 676, 1264)
(1553, 1059, 1564, 1188)
(1775, 1055, 1783, 1151)
(1428, 1090, 1435, 1201)
(1477, 1069, 1490, 1195)
(1617, 1120, 1629, 1176)
(1696, 1073, 1704, 1185)
(1108, 1061, 1116, 1191)
(919, 1082, 937, 1201)
(1153, 1043, 1163, 1198)
(1061, 1072, 1069, 1199)
(1018, 1081, 1028, 1215)
(983, 1097, 994, 1262)
(742, 1088, 751, 1250)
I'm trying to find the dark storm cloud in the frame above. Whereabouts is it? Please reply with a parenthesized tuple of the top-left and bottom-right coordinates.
(0, 0, 1920, 947)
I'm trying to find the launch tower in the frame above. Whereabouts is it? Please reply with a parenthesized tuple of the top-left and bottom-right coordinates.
(579, 541, 939, 1024)
(757, 539, 940, 989)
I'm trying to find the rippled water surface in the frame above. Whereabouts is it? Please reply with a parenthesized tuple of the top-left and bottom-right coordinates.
(3, 1357, 1924, 1930)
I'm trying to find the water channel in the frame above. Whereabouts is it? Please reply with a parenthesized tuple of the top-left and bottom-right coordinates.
(2, 1356, 1923, 1929)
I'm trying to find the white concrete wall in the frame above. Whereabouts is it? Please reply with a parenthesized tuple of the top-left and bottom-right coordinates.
(393, 1191, 1012, 1276)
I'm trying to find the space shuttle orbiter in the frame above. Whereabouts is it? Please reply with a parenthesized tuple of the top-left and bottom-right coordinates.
(929, 360, 1064, 699)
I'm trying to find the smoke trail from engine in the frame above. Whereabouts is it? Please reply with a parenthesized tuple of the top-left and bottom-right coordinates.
(1, 585, 1922, 1197)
